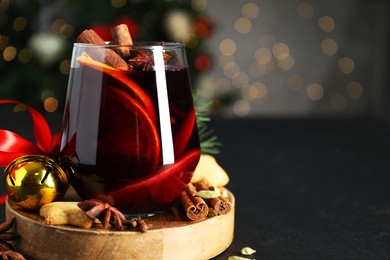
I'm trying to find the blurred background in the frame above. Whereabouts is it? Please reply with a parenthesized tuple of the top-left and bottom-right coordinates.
(1, 0, 389, 118)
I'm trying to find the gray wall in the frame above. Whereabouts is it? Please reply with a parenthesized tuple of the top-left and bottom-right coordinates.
(199, 0, 390, 118)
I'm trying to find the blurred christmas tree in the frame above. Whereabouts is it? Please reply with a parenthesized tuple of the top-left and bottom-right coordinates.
(0, 0, 213, 112)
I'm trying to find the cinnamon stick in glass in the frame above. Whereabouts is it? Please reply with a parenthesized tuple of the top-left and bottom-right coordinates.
(111, 24, 133, 59)
(76, 29, 129, 71)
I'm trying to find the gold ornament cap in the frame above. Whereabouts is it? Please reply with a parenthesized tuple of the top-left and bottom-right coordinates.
(4, 155, 69, 211)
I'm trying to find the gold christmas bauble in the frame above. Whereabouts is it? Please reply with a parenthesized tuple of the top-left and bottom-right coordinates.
(4, 155, 69, 211)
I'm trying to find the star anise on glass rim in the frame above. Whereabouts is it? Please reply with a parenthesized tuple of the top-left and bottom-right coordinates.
(128, 49, 171, 71)
(77, 199, 148, 232)
(0, 218, 25, 260)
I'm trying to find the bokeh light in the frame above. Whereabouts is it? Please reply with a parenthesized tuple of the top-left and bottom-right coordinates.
(255, 47, 272, 65)
(59, 59, 71, 75)
(41, 89, 55, 102)
(3, 46, 16, 61)
(232, 72, 249, 87)
(338, 57, 355, 74)
(111, 0, 127, 8)
(223, 62, 240, 79)
(13, 17, 27, 32)
(52, 19, 66, 33)
(0, 0, 10, 12)
(277, 54, 294, 70)
(252, 82, 268, 99)
(307, 83, 324, 101)
(321, 38, 338, 56)
(59, 24, 75, 39)
(233, 99, 250, 116)
(219, 39, 237, 55)
(219, 54, 235, 67)
(235, 17, 252, 34)
(18, 48, 32, 63)
(318, 16, 335, 33)
(182, 33, 198, 48)
(191, 0, 207, 11)
(347, 81, 363, 99)
(242, 2, 259, 19)
(297, 2, 314, 19)
(272, 42, 289, 60)
(43, 97, 59, 113)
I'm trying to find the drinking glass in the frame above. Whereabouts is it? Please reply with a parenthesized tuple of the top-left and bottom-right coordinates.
(60, 42, 200, 215)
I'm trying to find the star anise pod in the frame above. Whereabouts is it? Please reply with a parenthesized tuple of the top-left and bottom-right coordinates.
(78, 199, 126, 230)
(128, 49, 171, 71)
(0, 218, 25, 260)
(77, 199, 148, 232)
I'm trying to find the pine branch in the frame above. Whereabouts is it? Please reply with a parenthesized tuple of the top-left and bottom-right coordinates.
(194, 91, 221, 155)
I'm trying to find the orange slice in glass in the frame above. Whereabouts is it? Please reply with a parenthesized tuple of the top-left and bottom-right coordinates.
(76, 54, 161, 176)
(76, 54, 156, 123)
(98, 85, 161, 177)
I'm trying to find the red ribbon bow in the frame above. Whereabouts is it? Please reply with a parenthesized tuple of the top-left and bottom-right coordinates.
(0, 100, 60, 204)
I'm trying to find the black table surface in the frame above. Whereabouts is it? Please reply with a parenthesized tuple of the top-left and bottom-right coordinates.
(1, 110, 390, 260)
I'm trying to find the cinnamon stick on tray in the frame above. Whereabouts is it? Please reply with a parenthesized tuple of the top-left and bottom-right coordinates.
(194, 182, 232, 215)
(76, 29, 129, 71)
(181, 183, 209, 221)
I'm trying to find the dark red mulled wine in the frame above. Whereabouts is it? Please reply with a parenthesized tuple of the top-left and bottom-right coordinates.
(60, 44, 200, 214)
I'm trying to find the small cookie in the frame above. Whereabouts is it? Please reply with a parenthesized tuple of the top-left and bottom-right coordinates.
(191, 154, 229, 187)
(40, 202, 94, 228)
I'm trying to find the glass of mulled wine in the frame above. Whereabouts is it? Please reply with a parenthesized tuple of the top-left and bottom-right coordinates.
(60, 42, 200, 215)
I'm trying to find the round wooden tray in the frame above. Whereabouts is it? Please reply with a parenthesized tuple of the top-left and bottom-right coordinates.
(5, 190, 235, 260)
